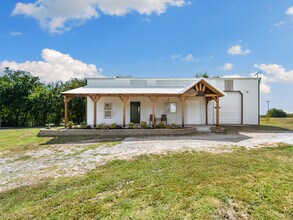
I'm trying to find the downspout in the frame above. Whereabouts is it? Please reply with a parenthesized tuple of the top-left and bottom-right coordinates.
(258, 78, 261, 125)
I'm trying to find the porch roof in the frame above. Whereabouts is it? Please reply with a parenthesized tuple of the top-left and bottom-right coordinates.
(62, 78, 225, 96)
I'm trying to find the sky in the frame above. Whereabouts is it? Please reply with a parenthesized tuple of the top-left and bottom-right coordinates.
(0, 0, 293, 114)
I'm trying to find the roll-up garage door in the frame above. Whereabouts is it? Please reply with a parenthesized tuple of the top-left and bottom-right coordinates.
(214, 92, 242, 124)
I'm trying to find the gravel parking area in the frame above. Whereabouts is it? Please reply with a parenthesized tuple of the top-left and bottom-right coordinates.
(1, 131, 293, 192)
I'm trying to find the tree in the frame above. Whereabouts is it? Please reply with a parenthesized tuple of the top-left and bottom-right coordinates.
(0, 69, 87, 127)
(195, 71, 219, 78)
(0, 68, 40, 127)
(195, 71, 209, 78)
(266, 108, 287, 118)
(63, 78, 87, 124)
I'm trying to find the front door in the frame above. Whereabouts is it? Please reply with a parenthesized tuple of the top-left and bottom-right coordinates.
(130, 102, 140, 123)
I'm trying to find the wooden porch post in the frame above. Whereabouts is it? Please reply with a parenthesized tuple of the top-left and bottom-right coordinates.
(181, 95, 185, 127)
(205, 99, 209, 125)
(149, 96, 158, 128)
(89, 95, 100, 128)
(216, 95, 220, 127)
(120, 96, 129, 127)
(64, 95, 72, 127)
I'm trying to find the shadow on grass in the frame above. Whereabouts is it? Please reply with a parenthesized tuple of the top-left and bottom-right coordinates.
(42, 135, 124, 145)
(223, 125, 292, 133)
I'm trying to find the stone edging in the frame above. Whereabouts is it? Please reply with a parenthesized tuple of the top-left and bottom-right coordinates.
(39, 127, 198, 137)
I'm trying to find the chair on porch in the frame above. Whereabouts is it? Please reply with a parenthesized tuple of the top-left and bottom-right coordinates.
(149, 114, 155, 125)
(161, 114, 167, 125)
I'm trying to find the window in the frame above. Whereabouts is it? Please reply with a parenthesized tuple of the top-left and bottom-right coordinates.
(225, 80, 234, 91)
(104, 103, 112, 118)
(164, 102, 177, 113)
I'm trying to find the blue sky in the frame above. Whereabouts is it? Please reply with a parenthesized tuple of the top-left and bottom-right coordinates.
(0, 0, 293, 113)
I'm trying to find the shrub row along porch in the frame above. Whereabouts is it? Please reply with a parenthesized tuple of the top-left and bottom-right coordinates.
(62, 79, 225, 128)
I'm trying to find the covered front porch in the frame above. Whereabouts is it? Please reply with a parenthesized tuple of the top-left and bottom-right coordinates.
(62, 79, 225, 128)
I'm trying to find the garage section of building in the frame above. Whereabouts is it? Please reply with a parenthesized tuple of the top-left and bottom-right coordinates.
(214, 92, 242, 124)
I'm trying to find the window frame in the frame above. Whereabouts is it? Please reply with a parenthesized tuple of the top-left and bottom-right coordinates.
(164, 102, 177, 114)
(104, 103, 113, 119)
(225, 80, 234, 91)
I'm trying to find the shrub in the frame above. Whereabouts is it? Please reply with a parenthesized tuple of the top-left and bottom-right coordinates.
(110, 123, 117, 129)
(66, 121, 74, 129)
(266, 108, 287, 118)
(157, 121, 166, 129)
(128, 122, 134, 129)
(101, 123, 110, 129)
(140, 121, 147, 129)
(80, 121, 87, 129)
(170, 123, 180, 129)
(97, 123, 103, 129)
(85, 125, 92, 129)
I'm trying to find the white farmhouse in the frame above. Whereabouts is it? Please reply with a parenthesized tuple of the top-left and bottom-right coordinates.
(62, 77, 260, 127)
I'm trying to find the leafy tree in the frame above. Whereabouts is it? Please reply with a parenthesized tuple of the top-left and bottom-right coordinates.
(0, 68, 87, 127)
(195, 71, 209, 78)
(0, 68, 40, 126)
(195, 71, 219, 78)
(266, 108, 287, 118)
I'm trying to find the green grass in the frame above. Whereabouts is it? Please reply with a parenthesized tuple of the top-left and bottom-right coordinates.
(0, 145, 292, 219)
(0, 128, 122, 153)
(260, 117, 293, 130)
(0, 128, 51, 151)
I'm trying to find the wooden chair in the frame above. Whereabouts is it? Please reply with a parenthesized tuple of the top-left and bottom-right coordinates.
(161, 114, 167, 125)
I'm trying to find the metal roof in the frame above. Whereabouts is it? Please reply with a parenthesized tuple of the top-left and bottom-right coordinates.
(62, 86, 187, 95)
(62, 78, 226, 96)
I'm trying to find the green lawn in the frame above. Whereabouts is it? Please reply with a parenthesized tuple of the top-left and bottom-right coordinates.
(0, 128, 50, 151)
(0, 145, 292, 219)
(260, 117, 293, 130)
(0, 128, 118, 153)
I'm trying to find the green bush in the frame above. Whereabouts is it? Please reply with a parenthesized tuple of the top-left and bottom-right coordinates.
(97, 123, 103, 129)
(266, 108, 287, 118)
(101, 123, 110, 129)
(110, 123, 117, 129)
(80, 121, 87, 129)
(157, 122, 166, 129)
(140, 121, 147, 129)
(128, 122, 134, 129)
(170, 123, 180, 129)
(66, 121, 74, 129)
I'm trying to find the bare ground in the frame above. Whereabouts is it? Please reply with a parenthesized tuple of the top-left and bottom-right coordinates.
(1, 131, 293, 192)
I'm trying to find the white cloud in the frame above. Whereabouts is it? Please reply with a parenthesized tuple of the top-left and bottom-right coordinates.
(228, 45, 251, 55)
(253, 63, 293, 94)
(260, 82, 271, 94)
(254, 64, 293, 83)
(0, 48, 103, 82)
(285, 6, 293, 15)
(10, 31, 22, 36)
(182, 54, 196, 62)
(12, 0, 187, 33)
(171, 54, 182, 59)
(221, 63, 234, 71)
(274, 21, 286, 26)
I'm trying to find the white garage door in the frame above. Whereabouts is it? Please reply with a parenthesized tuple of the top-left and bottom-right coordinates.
(214, 92, 242, 124)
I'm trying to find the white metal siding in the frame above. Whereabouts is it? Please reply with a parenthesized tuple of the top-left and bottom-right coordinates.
(214, 92, 242, 124)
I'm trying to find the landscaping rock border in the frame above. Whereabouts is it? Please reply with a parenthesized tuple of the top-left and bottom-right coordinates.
(39, 127, 198, 137)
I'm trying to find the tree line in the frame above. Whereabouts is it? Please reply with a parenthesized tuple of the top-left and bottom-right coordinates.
(0, 68, 86, 127)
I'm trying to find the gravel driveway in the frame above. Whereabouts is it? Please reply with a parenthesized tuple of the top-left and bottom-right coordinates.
(1, 131, 293, 192)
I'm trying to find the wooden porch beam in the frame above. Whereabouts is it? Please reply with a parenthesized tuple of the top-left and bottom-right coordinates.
(149, 96, 158, 128)
(119, 96, 129, 127)
(216, 95, 220, 127)
(91, 95, 101, 128)
(205, 99, 209, 125)
(181, 95, 186, 127)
